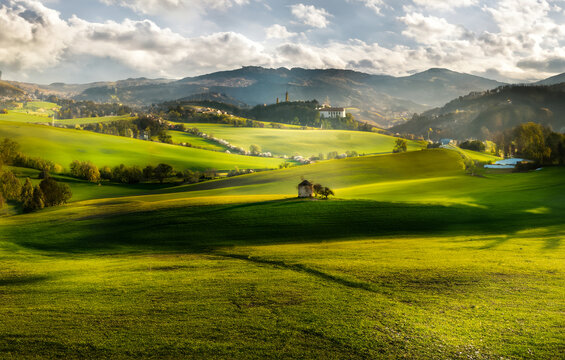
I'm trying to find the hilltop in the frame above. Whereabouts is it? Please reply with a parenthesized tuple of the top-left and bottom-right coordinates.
(391, 83, 565, 140)
(0, 80, 25, 98)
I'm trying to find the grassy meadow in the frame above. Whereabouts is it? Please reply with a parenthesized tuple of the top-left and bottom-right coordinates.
(0, 110, 134, 125)
(0, 120, 284, 171)
(1, 121, 563, 359)
(177, 123, 426, 157)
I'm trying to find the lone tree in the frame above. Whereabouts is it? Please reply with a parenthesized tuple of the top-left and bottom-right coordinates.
(320, 187, 334, 200)
(39, 177, 72, 207)
(313, 183, 323, 197)
(154, 163, 174, 183)
(312, 183, 334, 199)
(393, 138, 408, 153)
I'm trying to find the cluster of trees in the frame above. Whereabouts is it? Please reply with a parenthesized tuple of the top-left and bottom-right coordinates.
(313, 183, 334, 200)
(248, 101, 372, 131)
(80, 115, 169, 141)
(152, 100, 373, 131)
(0, 166, 71, 212)
(69, 161, 211, 185)
(46, 96, 132, 119)
(393, 138, 408, 153)
(82, 120, 140, 138)
(459, 140, 486, 152)
(494, 122, 565, 165)
(70, 160, 101, 182)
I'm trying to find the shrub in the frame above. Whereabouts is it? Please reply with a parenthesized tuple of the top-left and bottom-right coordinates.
(70, 160, 100, 182)
(112, 164, 143, 184)
(460, 140, 486, 152)
(393, 138, 408, 153)
(0, 170, 22, 201)
(39, 177, 72, 207)
(100, 166, 113, 180)
(154, 163, 174, 183)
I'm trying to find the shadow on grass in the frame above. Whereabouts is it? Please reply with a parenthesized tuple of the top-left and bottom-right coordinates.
(0, 275, 51, 286)
(6, 199, 563, 255)
(219, 253, 377, 293)
(544, 238, 561, 250)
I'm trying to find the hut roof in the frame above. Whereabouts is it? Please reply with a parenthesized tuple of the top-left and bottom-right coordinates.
(299, 180, 313, 186)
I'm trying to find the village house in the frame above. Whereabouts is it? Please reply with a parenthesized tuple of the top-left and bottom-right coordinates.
(298, 180, 314, 198)
(318, 106, 346, 119)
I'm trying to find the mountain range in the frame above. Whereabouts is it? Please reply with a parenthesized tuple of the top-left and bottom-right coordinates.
(6, 66, 565, 133)
(5, 67, 505, 128)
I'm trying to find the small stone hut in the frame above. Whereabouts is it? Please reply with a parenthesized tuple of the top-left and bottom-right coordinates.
(298, 180, 314, 198)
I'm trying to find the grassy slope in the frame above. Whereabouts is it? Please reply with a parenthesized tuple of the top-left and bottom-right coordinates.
(0, 120, 284, 171)
(167, 130, 228, 151)
(1, 150, 564, 359)
(184, 123, 425, 157)
(0, 111, 133, 125)
(1, 200, 564, 359)
(54, 115, 134, 125)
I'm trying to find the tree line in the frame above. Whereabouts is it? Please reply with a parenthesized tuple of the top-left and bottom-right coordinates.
(69, 160, 214, 185)
(494, 122, 565, 165)
(46, 96, 133, 119)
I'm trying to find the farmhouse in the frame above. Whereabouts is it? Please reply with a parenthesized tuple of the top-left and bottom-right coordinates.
(439, 139, 456, 146)
(484, 158, 531, 169)
(298, 180, 314, 198)
(319, 107, 346, 119)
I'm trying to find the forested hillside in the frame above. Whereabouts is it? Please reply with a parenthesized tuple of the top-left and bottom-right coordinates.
(392, 84, 565, 140)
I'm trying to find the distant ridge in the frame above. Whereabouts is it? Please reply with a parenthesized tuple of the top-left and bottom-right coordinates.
(391, 83, 565, 140)
(33, 66, 501, 128)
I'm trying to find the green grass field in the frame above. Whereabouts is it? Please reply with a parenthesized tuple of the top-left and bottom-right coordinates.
(0, 111, 54, 123)
(1, 147, 564, 358)
(54, 115, 134, 125)
(0, 111, 133, 125)
(167, 130, 228, 151)
(179, 123, 425, 157)
(0, 120, 285, 171)
(9, 101, 61, 117)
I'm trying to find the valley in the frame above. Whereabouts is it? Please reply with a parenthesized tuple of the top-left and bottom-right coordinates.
(1, 71, 564, 360)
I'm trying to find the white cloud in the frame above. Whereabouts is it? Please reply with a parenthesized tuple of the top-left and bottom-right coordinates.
(266, 24, 297, 39)
(399, 13, 468, 43)
(351, 0, 386, 15)
(0, 0, 272, 78)
(99, 0, 250, 15)
(0, 0, 72, 71)
(69, 17, 272, 76)
(290, 4, 332, 29)
(412, 0, 478, 11)
(5, 0, 565, 83)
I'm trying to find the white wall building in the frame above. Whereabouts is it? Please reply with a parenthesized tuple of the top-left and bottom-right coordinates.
(319, 107, 346, 118)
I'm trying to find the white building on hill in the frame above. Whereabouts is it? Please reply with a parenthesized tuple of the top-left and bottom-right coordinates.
(319, 107, 346, 118)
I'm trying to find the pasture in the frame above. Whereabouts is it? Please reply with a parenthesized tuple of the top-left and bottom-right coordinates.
(0, 111, 132, 125)
(1, 197, 564, 358)
(179, 123, 426, 157)
(1, 147, 564, 359)
(0, 120, 284, 171)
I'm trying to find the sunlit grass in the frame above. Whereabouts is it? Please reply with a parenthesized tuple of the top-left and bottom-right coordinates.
(0, 120, 284, 171)
(181, 123, 425, 157)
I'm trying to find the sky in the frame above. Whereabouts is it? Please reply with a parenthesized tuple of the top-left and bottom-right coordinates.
(2, 0, 565, 83)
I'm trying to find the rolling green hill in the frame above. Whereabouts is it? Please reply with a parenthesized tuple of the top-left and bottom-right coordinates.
(0, 120, 284, 171)
(0, 110, 132, 125)
(1, 149, 564, 359)
(177, 123, 425, 157)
